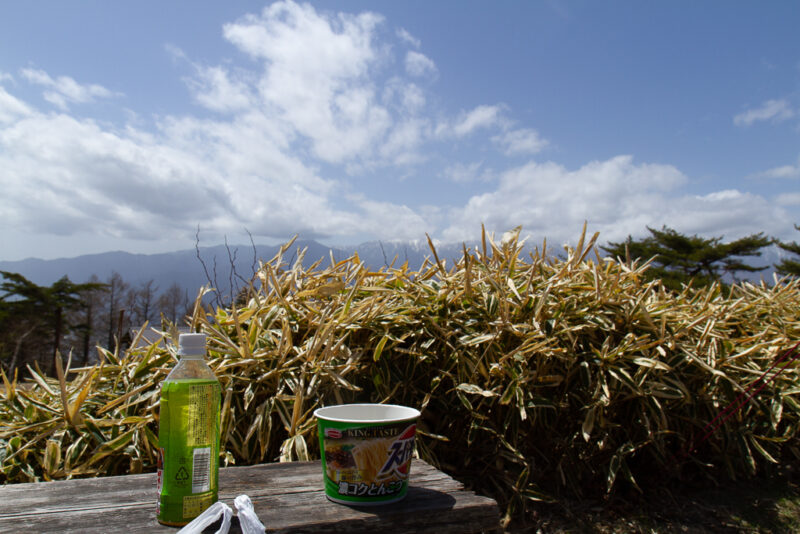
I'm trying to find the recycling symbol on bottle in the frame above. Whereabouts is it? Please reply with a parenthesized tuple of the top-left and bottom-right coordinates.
(175, 466, 189, 482)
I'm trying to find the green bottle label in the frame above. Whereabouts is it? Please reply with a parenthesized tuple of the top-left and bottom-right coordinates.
(157, 378, 221, 525)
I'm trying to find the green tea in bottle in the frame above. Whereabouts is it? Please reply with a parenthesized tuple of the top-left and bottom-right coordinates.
(157, 333, 221, 526)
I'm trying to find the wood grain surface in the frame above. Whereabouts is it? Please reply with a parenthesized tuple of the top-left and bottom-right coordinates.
(0, 459, 500, 533)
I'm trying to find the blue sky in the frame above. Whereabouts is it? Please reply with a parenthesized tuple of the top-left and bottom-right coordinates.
(1, 1, 798, 261)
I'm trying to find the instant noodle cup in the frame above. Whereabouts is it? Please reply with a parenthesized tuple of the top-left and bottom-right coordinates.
(315, 403, 420, 505)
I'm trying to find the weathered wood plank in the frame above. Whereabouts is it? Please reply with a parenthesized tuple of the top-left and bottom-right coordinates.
(257, 487, 501, 534)
(0, 460, 500, 533)
(0, 461, 458, 517)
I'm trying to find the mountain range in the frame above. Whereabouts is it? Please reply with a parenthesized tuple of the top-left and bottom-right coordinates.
(0, 238, 788, 301)
(0, 239, 467, 299)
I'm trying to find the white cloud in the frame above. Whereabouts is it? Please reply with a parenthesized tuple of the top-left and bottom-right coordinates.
(438, 106, 550, 154)
(442, 155, 795, 246)
(734, 98, 795, 126)
(221, 0, 390, 163)
(776, 192, 800, 206)
(20, 68, 120, 110)
(493, 128, 548, 155)
(443, 161, 487, 183)
(379, 118, 429, 164)
(749, 155, 800, 180)
(1, 1, 626, 259)
(405, 51, 437, 77)
(185, 65, 255, 113)
(1, 1, 456, 251)
(382, 78, 426, 113)
(396, 28, 421, 48)
(401, 83, 425, 112)
(348, 195, 430, 240)
(0, 102, 363, 242)
(0, 86, 33, 123)
(445, 104, 506, 137)
(443, 156, 688, 243)
(664, 190, 787, 241)
(752, 163, 800, 179)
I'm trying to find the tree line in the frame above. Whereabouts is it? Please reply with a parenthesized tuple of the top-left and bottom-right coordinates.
(0, 271, 192, 377)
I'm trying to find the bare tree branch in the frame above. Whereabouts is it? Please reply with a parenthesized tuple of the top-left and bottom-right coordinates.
(195, 225, 223, 309)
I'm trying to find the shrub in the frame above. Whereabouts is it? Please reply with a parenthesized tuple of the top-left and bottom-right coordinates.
(2, 228, 799, 524)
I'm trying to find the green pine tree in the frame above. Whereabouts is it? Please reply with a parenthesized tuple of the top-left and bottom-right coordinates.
(602, 226, 771, 290)
(775, 224, 800, 277)
(0, 271, 106, 375)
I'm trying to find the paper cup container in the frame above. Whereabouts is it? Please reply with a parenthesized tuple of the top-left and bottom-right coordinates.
(315, 403, 420, 505)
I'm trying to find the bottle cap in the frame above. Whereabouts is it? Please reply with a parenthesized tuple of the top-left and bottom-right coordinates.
(178, 333, 206, 357)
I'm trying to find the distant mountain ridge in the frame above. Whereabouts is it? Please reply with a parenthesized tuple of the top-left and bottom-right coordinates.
(0, 239, 466, 299)
(0, 239, 786, 300)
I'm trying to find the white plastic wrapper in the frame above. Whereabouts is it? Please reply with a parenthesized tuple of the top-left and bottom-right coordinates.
(234, 494, 266, 534)
(176, 501, 232, 534)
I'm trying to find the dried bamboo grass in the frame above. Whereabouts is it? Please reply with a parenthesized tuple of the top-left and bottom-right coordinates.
(2, 228, 799, 524)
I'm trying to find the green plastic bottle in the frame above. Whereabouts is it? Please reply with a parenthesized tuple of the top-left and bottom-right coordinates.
(157, 333, 221, 526)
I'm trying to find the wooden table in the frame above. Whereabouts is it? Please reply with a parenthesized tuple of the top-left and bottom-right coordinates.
(0, 459, 500, 533)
